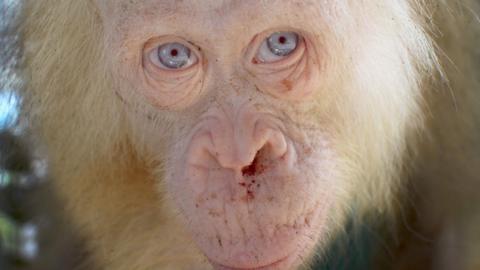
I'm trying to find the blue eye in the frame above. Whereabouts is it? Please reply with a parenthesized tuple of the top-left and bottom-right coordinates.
(255, 31, 300, 63)
(267, 32, 298, 56)
(158, 42, 191, 69)
(151, 42, 197, 70)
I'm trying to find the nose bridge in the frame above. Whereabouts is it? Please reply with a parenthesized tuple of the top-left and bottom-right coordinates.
(233, 101, 262, 164)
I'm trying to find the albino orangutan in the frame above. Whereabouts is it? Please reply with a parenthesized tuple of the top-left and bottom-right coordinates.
(21, 0, 480, 269)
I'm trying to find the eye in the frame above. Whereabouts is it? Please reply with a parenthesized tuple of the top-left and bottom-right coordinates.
(255, 32, 299, 63)
(149, 42, 198, 70)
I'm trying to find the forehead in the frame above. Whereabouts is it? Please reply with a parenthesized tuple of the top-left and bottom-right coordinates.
(97, 0, 324, 31)
(99, 0, 318, 15)
(95, 0, 332, 53)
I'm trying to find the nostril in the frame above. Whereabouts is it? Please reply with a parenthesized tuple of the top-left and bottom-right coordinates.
(241, 149, 268, 177)
(241, 154, 259, 177)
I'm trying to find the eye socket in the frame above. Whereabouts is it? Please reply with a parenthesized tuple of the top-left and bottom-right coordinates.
(255, 31, 299, 63)
(149, 42, 198, 70)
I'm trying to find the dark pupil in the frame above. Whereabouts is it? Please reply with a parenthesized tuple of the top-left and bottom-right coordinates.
(170, 49, 178, 57)
(278, 36, 287, 44)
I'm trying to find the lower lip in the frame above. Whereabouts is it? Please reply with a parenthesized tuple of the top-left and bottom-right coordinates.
(211, 254, 294, 270)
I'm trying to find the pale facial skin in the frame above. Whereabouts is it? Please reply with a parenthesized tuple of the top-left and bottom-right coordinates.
(96, 0, 419, 269)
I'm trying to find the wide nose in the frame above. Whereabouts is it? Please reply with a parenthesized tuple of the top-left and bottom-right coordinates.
(190, 106, 288, 175)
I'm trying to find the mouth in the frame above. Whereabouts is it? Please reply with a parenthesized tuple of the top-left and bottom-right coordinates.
(210, 253, 296, 270)
(192, 205, 323, 270)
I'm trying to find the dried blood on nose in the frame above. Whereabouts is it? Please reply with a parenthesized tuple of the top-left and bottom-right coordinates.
(238, 155, 270, 201)
(241, 155, 266, 177)
(242, 156, 259, 177)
